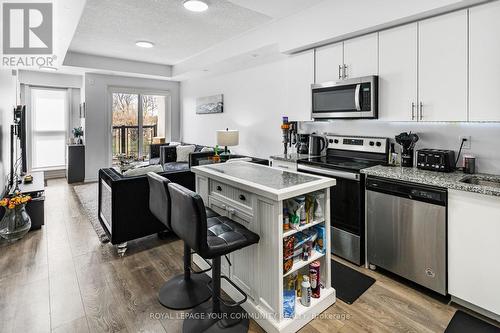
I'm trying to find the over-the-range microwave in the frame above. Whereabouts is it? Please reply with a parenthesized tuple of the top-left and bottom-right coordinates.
(311, 75, 378, 120)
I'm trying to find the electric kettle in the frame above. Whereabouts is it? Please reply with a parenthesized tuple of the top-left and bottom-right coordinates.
(308, 134, 327, 156)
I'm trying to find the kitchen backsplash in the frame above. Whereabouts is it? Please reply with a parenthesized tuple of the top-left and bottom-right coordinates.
(300, 120, 500, 175)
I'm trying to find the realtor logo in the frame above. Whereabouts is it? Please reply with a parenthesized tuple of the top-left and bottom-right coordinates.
(2, 3, 53, 54)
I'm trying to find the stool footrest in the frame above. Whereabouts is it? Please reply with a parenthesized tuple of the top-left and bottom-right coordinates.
(208, 275, 248, 308)
(189, 251, 212, 274)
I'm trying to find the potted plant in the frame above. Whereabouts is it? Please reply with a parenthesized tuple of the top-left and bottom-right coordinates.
(0, 193, 32, 241)
(72, 127, 84, 144)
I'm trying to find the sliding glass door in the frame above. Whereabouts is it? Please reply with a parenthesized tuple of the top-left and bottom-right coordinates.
(111, 91, 166, 164)
(142, 95, 165, 158)
(112, 93, 139, 160)
(31, 88, 68, 170)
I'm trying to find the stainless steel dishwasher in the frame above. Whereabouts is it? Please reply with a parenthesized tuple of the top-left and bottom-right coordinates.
(366, 176, 447, 295)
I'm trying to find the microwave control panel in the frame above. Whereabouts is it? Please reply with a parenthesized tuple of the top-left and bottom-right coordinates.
(361, 83, 371, 111)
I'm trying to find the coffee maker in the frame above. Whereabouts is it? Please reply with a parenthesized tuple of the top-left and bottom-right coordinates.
(296, 134, 310, 154)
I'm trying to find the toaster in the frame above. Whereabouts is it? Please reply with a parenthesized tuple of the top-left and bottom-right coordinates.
(416, 149, 456, 172)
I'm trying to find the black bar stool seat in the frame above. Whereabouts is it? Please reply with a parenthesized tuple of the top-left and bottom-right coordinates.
(148, 172, 215, 310)
(205, 215, 260, 258)
(168, 182, 260, 333)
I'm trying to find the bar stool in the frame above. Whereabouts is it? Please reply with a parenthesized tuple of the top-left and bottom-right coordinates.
(147, 172, 218, 310)
(168, 182, 260, 333)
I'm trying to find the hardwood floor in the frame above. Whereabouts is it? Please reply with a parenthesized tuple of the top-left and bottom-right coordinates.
(0, 178, 480, 332)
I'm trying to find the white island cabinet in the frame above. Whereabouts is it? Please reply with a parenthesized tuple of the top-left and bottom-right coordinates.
(191, 161, 336, 333)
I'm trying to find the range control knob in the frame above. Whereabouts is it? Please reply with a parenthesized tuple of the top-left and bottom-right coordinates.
(369, 141, 375, 146)
(329, 139, 334, 144)
(334, 139, 339, 144)
(376, 142, 382, 147)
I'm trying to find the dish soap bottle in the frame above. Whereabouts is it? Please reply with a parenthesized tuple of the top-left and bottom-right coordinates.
(301, 275, 311, 307)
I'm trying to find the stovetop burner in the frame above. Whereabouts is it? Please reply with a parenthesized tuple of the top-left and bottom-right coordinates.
(298, 156, 381, 173)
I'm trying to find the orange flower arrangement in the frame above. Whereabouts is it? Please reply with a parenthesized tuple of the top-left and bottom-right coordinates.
(0, 193, 31, 210)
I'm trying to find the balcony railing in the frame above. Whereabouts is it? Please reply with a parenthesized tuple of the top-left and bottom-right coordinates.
(112, 125, 157, 158)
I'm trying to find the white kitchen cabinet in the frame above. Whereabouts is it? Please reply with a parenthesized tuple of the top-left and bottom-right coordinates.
(315, 42, 343, 83)
(285, 50, 314, 119)
(378, 23, 418, 121)
(418, 10, 468, 122)
(469, 2, 500, 121)
(343, 33, 379, 79)
(448, 189, 500, 316)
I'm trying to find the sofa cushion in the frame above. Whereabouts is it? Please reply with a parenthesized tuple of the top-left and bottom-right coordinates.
(176, 145, 196, 162)
(160, 146, 177, 164)
(200, 147, 214, 153)
(123, 164, 164, 177)
(163, 162, 189, 172)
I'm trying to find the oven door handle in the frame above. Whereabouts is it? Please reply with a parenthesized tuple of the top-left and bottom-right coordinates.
(354, 84, 361, 111)
(298, 164, 360, 181)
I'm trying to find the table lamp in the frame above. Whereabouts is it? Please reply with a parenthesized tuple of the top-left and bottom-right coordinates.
(216, 128, 239, 156)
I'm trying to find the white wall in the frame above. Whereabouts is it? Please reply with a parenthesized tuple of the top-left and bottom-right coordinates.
(84, 73, 180, 181)
(181, 53, 314, 159)
(0, 70, 17, 193)
(181, 54, 500, 175)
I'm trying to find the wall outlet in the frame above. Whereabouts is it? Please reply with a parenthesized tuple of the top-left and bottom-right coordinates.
(459, 136, 471, 149)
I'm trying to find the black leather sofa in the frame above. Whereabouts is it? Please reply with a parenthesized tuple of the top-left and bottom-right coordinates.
(98, 147, 267, 255)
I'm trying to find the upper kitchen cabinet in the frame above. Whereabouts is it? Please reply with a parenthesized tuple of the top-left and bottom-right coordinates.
(315, 42, 343, 83)
(285, 50, 315, 119)
(343, 33, 379, 79)
(379, 23, 418, 121)
(469, 2, 500, 121)
(418, 10, 468, 122)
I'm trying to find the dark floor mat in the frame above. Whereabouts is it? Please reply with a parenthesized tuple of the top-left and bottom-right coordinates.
(331, 259, 375, 304)
(445, 310, 500, 333)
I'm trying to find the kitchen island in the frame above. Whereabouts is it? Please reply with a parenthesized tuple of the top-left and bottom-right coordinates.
(191, 161, 336, 333)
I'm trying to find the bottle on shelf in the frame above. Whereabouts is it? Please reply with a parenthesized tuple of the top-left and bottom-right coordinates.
(301, 275, 312, 307)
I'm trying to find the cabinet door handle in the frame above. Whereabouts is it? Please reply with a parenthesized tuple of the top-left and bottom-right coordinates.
(239, 194, 246, 201)
(278, 165, 289, 169)
(343, 64, 348, 79)
(338, 65, 342, 80)
(226, 207, 236, 216)
(216, 185, 222, 191)
(419, 102, 423, 120)
(411, 102, 415, 120)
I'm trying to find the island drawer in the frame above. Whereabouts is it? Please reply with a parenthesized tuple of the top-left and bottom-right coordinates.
(210, 180, 254, 209)
(208, 195, 253, 224)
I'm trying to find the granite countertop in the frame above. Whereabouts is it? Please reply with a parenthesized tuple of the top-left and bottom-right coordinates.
(202, 162, 319, 190)
(269, 153, 311, 162)
(192, 161, 335, 201)
(361, 165, 500, 197)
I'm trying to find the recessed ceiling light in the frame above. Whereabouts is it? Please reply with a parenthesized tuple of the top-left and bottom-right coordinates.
(135, 41, 155, 48)
(39, 66, 57, 71)
(183, 0, 208, 12)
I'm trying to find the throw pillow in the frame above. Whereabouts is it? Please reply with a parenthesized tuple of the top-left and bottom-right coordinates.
(200, 147, 214, 152)
(176, 145, 196, 162)
(123, 164, 164, 177)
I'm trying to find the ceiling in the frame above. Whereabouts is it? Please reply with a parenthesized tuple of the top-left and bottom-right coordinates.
(67, 0, 324, 66)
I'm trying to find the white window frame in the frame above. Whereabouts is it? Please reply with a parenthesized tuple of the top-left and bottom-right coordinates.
(107, 86, 171, 167)
(27, 86, 71, 172)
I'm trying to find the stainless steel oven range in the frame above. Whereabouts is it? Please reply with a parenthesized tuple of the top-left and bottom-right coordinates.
(297, 135, 389, 265)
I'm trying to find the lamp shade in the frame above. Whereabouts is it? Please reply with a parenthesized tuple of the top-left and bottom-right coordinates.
(216, 129, 239, 147)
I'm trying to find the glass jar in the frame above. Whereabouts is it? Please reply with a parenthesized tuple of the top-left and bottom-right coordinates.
(0, 204, 32, 241)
